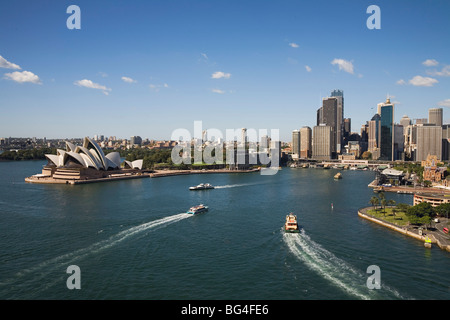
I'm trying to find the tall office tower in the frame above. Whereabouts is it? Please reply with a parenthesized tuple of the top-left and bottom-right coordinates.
(312, 125, 332, 160)
(428, 108, 443, 126)
(330, 89, 344, 154)
(378, 98, 395, 161)
(241, 128, 247, 146)
(317, 97, 338, 158)
(394, 124, 405, 160)
(292, 130, 300, 159)
(442, 125, 450, 160)
(400, 115, 411, 129)
(368, 113, 381, 159)
(300, 126, 312, 158)
(360, 124, 369, 154)
(343, 118, 351, 139)
(416, 125, 442, 161)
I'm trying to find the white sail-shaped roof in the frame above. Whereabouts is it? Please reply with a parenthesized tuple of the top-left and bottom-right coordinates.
(105, 152, 121, 168)
(44, 137, 143, 171)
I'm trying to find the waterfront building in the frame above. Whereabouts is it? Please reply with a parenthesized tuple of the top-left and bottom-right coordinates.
(416, 125, 442, 161)
(312, 125, 332, 160)
(292, 130, 300, 160)
(378, 98, 394, 161)
(376, 168, 405, 186)
(31, 137, 144, 183)
(317, 96, 338, 158)
(413, 193, 450, 207)
(331, 89, 344, 154)
(368, 114, 381, 159)
(300, 126, 312, 159)
(428, 108, 443, 126)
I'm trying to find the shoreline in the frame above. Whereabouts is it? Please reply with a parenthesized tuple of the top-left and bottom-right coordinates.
(368, 179, 450, 195)
(358, 207, 450, 252)
(25, 168, 261, 184)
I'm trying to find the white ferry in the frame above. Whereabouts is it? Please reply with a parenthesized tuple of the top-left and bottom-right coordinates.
(189, 183, 214, 190)
(284, 213, 300, 233)
(187, 204, 209, 214)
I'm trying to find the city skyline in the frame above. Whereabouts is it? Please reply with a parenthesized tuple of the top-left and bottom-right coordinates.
(1, 1, 450, 141)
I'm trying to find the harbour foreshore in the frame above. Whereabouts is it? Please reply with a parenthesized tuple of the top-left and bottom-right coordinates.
(358, 207, 450, 252)
(25, 168, 261, 184)
(368, 179, 450, 195)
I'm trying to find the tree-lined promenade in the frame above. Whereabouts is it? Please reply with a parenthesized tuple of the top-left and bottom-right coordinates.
(368, 191, 450, 228)
(363, 191, 450, 252)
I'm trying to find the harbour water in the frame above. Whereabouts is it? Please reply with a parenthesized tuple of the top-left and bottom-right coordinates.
(0, 160, 448, 300)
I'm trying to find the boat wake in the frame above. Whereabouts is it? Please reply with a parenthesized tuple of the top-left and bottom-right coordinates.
(282, 229, 405, 300)
(0, 213, 191, 298)
(214, 182, 259, 189)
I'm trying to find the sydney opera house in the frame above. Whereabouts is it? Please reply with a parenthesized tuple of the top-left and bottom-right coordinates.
(25, 137, 146, 184)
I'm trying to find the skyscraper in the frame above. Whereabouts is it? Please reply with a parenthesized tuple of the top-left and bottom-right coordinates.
(330, 89, 344, 154)
(378, 98, 394, 161)
(312, 125, 332, 160)
(428, 108, 443, 127)
(416, 125, 442, 161)
(317, 97, 338, 158)
(300, 126, 312, 158)
(292, 130, 300, 159)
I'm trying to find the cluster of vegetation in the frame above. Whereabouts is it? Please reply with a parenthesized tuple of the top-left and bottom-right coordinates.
(368, 192, 450, 228)
(0, 148, 57, 161)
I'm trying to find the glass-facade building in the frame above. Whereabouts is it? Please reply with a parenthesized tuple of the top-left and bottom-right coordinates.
(379, 103, 394, 161)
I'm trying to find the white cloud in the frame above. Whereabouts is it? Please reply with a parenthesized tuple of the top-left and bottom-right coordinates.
(305, 65, 312, 72)
(121, 76, 137, 83)
(74, 79, 111, 95)
(396, 79, 406, 85)
(211, 71, 231, 79)
(0, 55, 21, 69)
(427, 65, 450, 77)
(408, 75, 438, 87)
(437, 99, 450, 107)
(211, 88, 225, 94)
(289, 43, 299, 48)
(4, 70, 41, 84)
(331, 58, 354, 74)
(149, 83, 169, 92)
(422, 59, 439, 67)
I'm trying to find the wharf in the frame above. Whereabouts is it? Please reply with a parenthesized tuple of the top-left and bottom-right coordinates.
(368, 180, 450, 195)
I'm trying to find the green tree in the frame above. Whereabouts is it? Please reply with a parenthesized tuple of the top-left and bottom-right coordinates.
(434, 203, 450, 219)
(369, 196, 380, 211)
(406, 202, 436, 226)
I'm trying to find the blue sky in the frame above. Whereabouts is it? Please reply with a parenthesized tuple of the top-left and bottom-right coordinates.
(1, 0, 449, 141)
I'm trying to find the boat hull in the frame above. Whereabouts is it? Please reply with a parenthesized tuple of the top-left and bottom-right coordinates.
(187, 207, 209, 214)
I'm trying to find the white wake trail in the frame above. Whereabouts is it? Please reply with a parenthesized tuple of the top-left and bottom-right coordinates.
(283, 229, 374, 300)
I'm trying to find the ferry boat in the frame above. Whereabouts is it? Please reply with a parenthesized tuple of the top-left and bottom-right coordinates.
(187, 204, 209, 214)
(284, 213, 300, 233)
(189, 183, 214, 190)
(334, 172, 342, 179)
